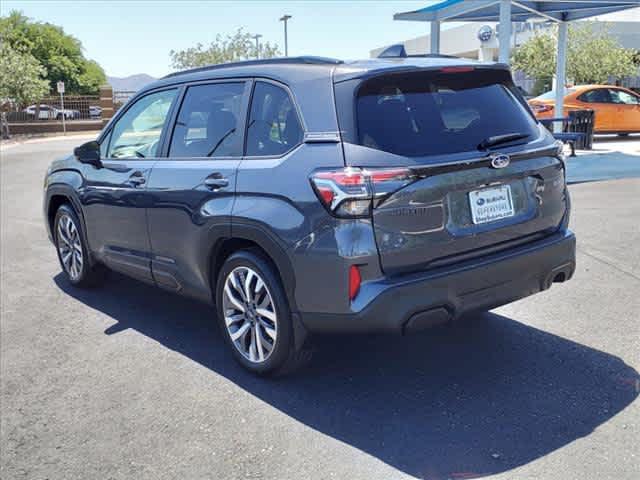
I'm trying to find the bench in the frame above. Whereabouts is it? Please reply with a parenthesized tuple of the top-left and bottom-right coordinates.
(552, 132, 585, 157)
(539, 117, 586, 157)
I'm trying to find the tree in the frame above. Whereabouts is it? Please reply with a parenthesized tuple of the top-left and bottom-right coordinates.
(512, 22, 637, 87)
(0, 43, 49, 103)
(170, 28, 280, 70)
(0, 43, 49, 138)
(0, 11, 106, 94)
(77, 59, 108, 94)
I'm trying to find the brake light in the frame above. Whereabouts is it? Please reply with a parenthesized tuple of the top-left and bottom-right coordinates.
(349, 265, 361, 301)
(440, 66, 475, 73)
(310, 167, 415, 217)
(530, 103, 553, 114)
(369, 168, 411, 183)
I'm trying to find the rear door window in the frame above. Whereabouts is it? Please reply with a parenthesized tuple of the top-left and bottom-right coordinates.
(355, 70, 538, 157)
(245, 82, 303, 157)
(169, 82, 245, 158)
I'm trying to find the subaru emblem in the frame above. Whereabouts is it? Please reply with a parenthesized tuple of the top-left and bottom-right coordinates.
(491, 154, 510, 169)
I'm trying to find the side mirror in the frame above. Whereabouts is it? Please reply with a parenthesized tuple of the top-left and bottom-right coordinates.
(74, 140, 102, 168)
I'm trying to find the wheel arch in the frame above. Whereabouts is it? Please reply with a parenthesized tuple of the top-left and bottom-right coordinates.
(45, 179, 96, 266)
(45, 183, 83, 232)
(208, 224, 297, 312)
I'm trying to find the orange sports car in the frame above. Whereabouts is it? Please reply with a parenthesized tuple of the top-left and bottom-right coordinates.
(528, 85, 640, 135)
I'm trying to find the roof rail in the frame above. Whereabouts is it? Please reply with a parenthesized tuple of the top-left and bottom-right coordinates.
(377, 44, 459, 59)
(164, 56, 343, 79)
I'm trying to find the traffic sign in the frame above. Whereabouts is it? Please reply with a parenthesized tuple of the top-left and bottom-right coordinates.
(57, 81, 65, 94)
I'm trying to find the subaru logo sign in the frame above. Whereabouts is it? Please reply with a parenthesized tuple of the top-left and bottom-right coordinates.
(490, 154, 510, 169)
(477, 25, 493, 42)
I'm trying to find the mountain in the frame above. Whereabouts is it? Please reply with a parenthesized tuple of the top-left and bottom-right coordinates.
(107, 74, 158, 92)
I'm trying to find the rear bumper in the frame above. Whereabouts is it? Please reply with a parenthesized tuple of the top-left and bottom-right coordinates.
(299, 229, 576, 334)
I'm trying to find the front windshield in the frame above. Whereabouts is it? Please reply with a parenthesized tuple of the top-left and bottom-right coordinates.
(534, 88, 576, 101)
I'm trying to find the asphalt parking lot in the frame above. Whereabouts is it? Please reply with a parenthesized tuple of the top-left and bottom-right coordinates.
(1, 136, 639, 480)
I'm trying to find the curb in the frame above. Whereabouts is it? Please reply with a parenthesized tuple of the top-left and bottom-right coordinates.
(1, 131, 100, 150)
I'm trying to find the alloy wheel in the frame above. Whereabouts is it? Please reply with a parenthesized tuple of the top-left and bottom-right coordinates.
(57, 213, 83, 280)
(222, 266, 277, 363)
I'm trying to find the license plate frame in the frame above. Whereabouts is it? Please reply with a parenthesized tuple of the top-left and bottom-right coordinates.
(468, 184, 515, 225)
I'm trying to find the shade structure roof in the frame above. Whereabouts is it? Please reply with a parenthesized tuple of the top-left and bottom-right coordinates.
(395, 0, 640, 23)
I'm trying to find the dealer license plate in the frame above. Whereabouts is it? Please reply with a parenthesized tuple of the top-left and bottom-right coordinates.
(468, 185, 515, 225)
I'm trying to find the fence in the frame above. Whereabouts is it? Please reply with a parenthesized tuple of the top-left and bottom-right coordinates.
(1, 85, 116, 136)
(6, 95, 101, 123)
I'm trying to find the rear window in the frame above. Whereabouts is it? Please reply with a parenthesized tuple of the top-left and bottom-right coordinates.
(355, 70, 538, 157)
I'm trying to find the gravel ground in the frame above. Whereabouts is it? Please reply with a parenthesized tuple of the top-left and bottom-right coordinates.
(1, 137, 638, 480)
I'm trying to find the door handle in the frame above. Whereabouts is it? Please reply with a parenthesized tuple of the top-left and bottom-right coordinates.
(127, 171, 146, 187)
(204, 175, 229, 190)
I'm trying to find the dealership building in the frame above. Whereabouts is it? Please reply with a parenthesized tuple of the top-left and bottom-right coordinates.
(371, 8, 640, 92)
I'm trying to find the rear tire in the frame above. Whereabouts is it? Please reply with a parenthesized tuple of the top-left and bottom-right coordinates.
(54, 204, 106, 288)
(215, 249, 309, 376)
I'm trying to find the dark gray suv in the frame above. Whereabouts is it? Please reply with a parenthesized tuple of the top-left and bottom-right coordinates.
(44, 56, 576, 375)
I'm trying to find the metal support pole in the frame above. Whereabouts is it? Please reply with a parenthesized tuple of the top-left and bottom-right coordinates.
(280, 15, 291, 57)
(284, 20, 288, 57)
(498, 0, 512, 64)
(555, 21, 568, 133)
(253, 34, 262, 59)
(60, 92, 66, 135)
(430, 20, 440, 54)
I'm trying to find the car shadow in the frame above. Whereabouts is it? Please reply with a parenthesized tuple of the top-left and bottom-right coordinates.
(54, 272, 639, 480)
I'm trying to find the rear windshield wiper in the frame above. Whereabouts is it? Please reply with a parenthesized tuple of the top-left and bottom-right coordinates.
(478, 132, 529, 151)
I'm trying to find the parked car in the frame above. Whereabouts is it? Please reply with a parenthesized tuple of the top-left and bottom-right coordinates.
(89, 105, 102, 119)
(23, 104, 80, 120)
(44, 56, 575, 375)
(529, 85, 640, 135)
(57, 107, 80, 120)
(23, 104, 56, 120)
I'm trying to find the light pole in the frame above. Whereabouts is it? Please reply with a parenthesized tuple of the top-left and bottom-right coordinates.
(252, 34, 262, 59)
(279, 14, 292, 57)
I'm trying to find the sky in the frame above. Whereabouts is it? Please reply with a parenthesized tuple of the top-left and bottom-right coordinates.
(2, 0, 445, 78)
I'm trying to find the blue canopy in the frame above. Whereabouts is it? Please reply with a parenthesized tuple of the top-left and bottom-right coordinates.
(395, 1, 639, 23)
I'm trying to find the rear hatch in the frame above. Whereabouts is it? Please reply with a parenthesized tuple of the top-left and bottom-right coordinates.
(335, 66, 568, 276)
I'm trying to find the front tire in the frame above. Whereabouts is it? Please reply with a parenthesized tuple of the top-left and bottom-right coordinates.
(54, 204, 105, 288)
(216, 250, 302, 376)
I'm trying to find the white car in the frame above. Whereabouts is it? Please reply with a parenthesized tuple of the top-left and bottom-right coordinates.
(23, 104, 80, 120)
(89, 105, 102, 118)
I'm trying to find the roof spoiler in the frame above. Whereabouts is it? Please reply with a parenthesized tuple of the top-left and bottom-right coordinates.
(377, 44, 460, 59)
(377, 44, 408, 58)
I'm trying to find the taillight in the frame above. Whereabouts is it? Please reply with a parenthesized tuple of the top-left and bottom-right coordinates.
(310, 167, 415, 218)
(348, 265, 361, 301)
(530, 103, 553, 114)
